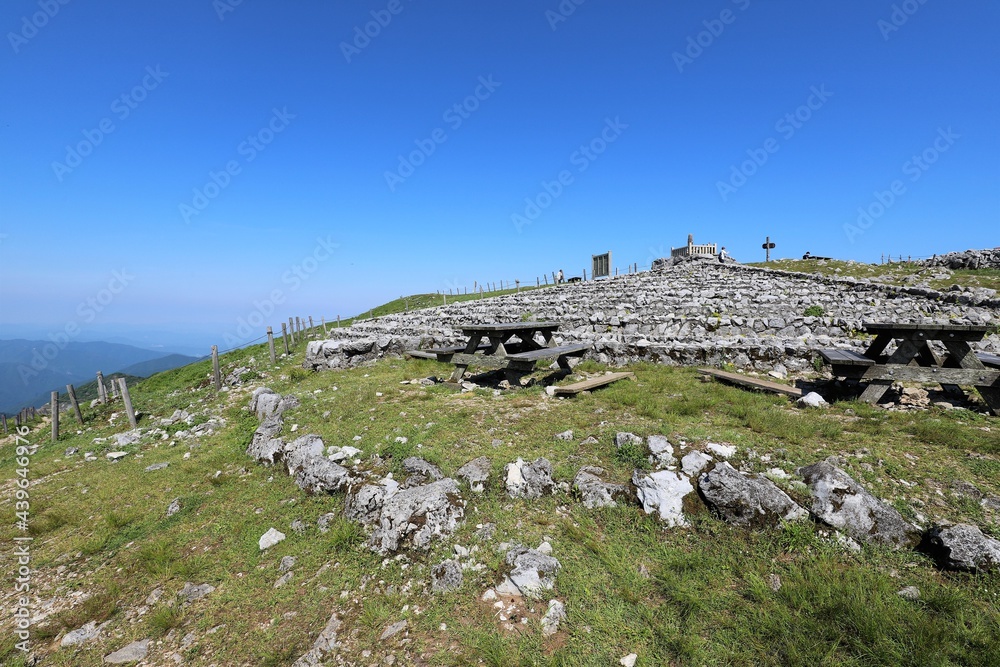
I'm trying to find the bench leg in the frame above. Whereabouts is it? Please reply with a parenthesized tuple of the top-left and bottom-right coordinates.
(504, 369, 524, 386)
(976, 386, 1000, 416)
(859, 380, 892, 404)
(556, 355, 574, 372)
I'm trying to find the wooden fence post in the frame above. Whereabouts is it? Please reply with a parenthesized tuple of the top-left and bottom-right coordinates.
(443, 294, 447, 306)
(110, 379, 119, 400)
(308, 316, 314, 332)
(51, 391, 58, 443)
(267, 327, 276, 364)
(281, 323, 290, 355)
(287, 317, 295, 345)
(117, 378, 137, 428)
(337, 315, 341, 328)
(96, 371, 108, 404)
(212, 345, 221, 391)
(67, 384, 84, 424)
(1, 413, 7, 434)
(322, 317, 328, 335)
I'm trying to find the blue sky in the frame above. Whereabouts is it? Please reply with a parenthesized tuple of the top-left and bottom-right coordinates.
(1, 0, 997, 352)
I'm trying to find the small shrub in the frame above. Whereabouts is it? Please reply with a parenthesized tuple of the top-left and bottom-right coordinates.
(148, 605, 183, 636)
(804, 305, 824, 317)
(615, 441, 650, 470)
(289, 367, 311, 382)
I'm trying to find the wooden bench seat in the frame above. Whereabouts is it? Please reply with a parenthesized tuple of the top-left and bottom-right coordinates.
(505, 343, 590, 372)
(426, 343, 491, 356)
(977, 352, 1000, 369)
(406, 343, 491, 360)
(819, 348, 875, 366)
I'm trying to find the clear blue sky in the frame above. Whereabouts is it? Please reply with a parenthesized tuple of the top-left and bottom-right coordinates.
(1, 0, 997, 352)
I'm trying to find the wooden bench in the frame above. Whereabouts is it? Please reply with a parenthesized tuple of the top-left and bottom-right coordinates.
(977, 352, 1000, 369)
(504, 343, 590, 372)
(697, 368, 803, 398)
(553, 372, 635, 395)
(406, 343, 491, 360)
(818, 348, 875, 367)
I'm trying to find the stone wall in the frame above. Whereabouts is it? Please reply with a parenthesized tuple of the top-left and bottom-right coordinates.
(304, 258, 1000, 373)
(920, 248, 1000, 270)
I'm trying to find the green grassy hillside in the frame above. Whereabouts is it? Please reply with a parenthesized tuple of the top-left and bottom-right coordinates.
(2, 266, 999, 666)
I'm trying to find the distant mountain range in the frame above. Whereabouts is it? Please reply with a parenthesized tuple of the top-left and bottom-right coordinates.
(0, 339, 201, 416)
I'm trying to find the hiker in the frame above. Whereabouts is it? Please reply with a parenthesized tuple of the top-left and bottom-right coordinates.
(557, 269, 564, 284)
(718, 247, 728, 263)
(803, 251, 812, 260)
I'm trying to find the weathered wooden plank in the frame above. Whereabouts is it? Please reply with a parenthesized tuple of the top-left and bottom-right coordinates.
(857, 366, 1000, 384)
(819, 348, 875, 366)
(505, 344, 590, 363)
(697, 368, 803, 398)
(554, 372, 635, 395)
(977, 352, 1000, 369)
(448, 353, 510, 370)
(458, 322, 561, 333)
(405, 350, 439, 360)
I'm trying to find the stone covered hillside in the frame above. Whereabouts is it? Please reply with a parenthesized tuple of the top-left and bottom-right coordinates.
(305, 258, 1000, 374)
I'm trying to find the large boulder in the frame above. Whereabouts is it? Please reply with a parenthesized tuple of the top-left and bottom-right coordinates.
(698, 462, 807, 527)
(368, 478, 465, 554)
(632, 470, 694, 528)
(798, 461, 921, 548)
(505, 458, 554, 499)
(921, 524, 1000, 572)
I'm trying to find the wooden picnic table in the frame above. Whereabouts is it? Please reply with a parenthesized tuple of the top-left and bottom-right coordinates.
(424, 321, 589, 383)
(820, 322, 1000, 415)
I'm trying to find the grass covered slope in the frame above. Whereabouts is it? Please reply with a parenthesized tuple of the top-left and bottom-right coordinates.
(2, 330, 999, 666)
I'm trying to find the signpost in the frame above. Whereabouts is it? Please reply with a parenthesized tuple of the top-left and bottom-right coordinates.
(761, 236, 776, 262)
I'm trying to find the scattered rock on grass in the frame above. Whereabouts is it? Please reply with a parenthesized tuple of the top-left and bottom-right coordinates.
(104, 638, 150, 664)
(541, 599, 566, 636)
(496, 546, 561, 599)
(259, 528, 286, 551)
(799, 461, 921, 549)
(797, 391, 828, 408)
(921, 523, 1000, 572)
(573, 467, 629, 508)
(431, 559, 463, 593)
(632, 470, 693, 528)
(457, 456, 491, 493)
(698, 462, 808, 528)
(505, 457, 554, 499)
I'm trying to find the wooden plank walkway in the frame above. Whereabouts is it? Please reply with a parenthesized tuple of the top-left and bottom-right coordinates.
(697, 368, 804, 398)
(553, 372, 635, 395)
